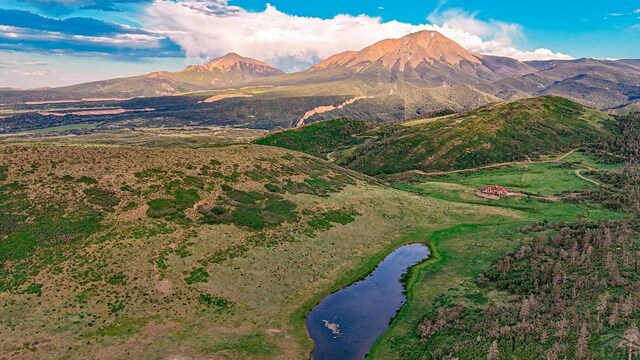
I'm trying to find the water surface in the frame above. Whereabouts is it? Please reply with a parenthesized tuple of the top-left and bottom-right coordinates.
(306, 243, 430, 360)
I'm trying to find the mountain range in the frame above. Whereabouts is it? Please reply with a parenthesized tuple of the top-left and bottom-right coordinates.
(1, 30, 639, 122)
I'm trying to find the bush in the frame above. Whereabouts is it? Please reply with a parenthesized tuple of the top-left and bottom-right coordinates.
(232, 206, 265, 230)
(185, 267, 209, 284)
(0, 165, 8, 182)
(76, 176, 98, 185)
(199, 294, 233, 309)
(147, 198, 180, 219)
(83, 187, 120, 209)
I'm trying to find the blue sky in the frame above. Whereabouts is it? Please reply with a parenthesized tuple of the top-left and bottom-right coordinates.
(0, 0, 638, 88)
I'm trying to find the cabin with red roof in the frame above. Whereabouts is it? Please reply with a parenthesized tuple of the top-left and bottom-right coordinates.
(476, 185, 509, 199)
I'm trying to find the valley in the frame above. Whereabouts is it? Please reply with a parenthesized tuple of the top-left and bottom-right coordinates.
(0, 101, 636, 359)
(0, 18, 639, 360)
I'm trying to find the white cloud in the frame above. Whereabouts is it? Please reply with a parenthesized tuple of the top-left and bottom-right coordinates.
(145, 0, 573, 71)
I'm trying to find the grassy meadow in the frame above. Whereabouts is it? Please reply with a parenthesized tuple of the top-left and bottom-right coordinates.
(0, 139, 526, 359)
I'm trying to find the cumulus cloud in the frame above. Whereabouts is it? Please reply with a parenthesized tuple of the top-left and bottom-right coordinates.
(145, 0, 573, 71)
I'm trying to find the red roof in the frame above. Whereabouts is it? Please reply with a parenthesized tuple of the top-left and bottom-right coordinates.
(479, 185, 508, 194)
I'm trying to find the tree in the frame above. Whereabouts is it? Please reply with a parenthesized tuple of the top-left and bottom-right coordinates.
(487, 340, 499, 360)
(620, 325, 640, 360)
(609, 304, 620, 327)
(520, 298, 531, 323)
(576, 324, 589, 359)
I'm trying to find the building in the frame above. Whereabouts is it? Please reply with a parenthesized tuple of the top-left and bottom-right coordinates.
(476, 185, 509, 199)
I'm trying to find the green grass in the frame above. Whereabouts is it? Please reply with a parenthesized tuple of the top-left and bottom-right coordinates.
(414, 163, 593, 197)
(201, 333, 277, 357)
(369, 156, 623, 359)
(94, 317, 148, 337)
(30, 123, 99, 134)
(0, 212, 103, 265)
(198, 293, 233, 309)
(255, 119, 373, 157)
(146, 188, 201, 222)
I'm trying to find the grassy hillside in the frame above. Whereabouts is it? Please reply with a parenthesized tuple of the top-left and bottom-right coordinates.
(341, 96, 610, 175)
(255, 119, 374, 157)
(257, 96, 611, 175)
(0, 141, 523, 359)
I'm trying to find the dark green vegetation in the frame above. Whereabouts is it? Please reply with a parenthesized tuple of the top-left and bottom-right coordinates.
(371, 113, 640, 360)
(257, 96, 610, 175)
(255, 119, 374, 157)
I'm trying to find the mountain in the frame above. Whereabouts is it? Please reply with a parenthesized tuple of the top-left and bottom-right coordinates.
(67, 53, 284, 97)
(500, 58, 640, 109)
(0, 53, 284, 102)
(301, 31, 536, 86)
(176, 52, 285, 86)
(2, 30, 640, 119)
(257, 96, 610, 175)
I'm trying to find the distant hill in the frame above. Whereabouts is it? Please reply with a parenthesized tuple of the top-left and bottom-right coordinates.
(257, 96, 611, 175)
(60, 53, 285, 98)
(0, 53, 284, 102)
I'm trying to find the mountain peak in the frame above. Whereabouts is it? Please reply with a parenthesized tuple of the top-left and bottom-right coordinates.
(310, 30, 482, 73)
(202, 53, 274, 72)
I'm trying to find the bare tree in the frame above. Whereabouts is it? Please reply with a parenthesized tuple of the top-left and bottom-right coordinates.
(576, 324, 589, 359)
(487, 340, 499, 360)
(597, 292, 610, 324)
(520, 298, 531, 323)
(609, 304, 620, 327)
(620, 325, 640, 360)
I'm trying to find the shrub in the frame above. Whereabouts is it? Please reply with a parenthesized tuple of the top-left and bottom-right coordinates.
(232, 206, 265, 230)
(0, 165, 8, 182)
(25, 283, 42, 297)
(199, 294, 233, 309)
(147, 198, 180, 219)
(185, 267, 209, 284)
(76, 176, 98, 185)
(83, 187, 120, 209)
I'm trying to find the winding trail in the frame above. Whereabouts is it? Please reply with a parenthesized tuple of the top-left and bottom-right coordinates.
(575, 169, 600, 186)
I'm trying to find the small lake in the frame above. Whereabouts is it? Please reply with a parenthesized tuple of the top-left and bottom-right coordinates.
(306, 243, 430, 360)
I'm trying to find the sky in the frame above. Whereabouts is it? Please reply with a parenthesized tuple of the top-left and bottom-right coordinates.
(0, 0, 639, 89)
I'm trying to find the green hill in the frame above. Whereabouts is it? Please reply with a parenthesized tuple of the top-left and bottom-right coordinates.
(258, 96, 611, 175)
(255, 119, 374, 157)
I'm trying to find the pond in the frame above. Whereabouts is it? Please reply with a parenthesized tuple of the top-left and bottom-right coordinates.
(306, 243, 430, 360)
